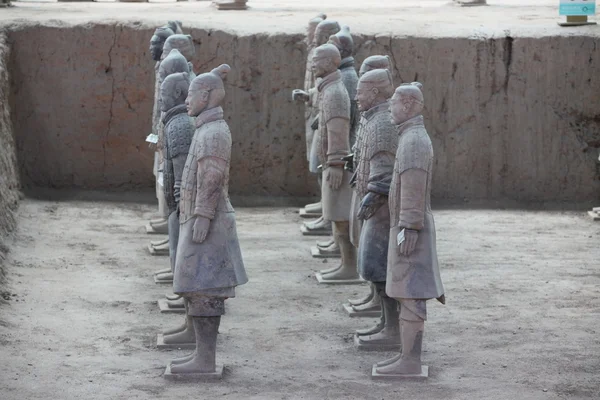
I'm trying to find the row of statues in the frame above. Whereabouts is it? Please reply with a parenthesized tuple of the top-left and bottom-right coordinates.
(292, 14, 445, 379)
(144, 15, 445, 381)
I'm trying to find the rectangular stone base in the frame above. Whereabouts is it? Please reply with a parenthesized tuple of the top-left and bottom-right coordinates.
(311, 246, 341, 259)
(300, 225, 332, 236)
(156, 334, 196, 350)
(588, 210, 600, 221)
(154, 275, 173, 285)
(354, 333, 401, 351)
(158, 299, 185, 314)
(371, 365, 429, 380)
(299, 208, 321, 219)
(315, 272, 365, 285)
(164, 363, 223, 381)
(558, 21, 597, 27)
(343, 302, 381, 318)
(154, 268, 171, 276)
(147, 244, 169, 256)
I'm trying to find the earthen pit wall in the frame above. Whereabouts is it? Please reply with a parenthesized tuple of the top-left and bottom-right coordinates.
(0, 31, 19, 289)
(7, 23, 600, 204)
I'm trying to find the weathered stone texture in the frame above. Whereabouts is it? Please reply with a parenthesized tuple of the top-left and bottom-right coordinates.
(7, 23, 600, 204)
(0, 31, 19, 291)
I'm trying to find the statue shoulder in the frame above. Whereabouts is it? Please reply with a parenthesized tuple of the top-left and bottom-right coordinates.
(396, 126, 433, 173)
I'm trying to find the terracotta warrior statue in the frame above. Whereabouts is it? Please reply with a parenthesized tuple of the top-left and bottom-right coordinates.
(292, 13, 326, 219)
(154, 52, 193, 309)
(351, 69, 400, 350)
(372, 83, 445, 379)
(153, 36, 197, 284)
(346, 55, 393, 314)
(165, 64, 248, 379)
(295, 20, 341, 237)
(147, 26, 175, 238)
(310, 44, 358, 283)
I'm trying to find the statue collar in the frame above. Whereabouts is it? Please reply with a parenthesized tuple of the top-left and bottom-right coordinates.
(162, 104, 188, 126)
(317, 70, 342, 92)
(397, 115, 424, 134)
(339, 57, 355, 70)
(363, 100, 390, 120)
(195, 106, 224, 128)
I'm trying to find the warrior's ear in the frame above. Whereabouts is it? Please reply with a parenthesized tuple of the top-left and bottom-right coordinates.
(175, 87, 182, 98)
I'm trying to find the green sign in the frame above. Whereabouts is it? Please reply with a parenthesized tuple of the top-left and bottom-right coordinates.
(560, 0, 596, 16)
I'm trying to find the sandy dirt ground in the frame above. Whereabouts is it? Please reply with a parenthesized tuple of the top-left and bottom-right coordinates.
(0, 198, 598, 399)
(3, 0, 599, 38)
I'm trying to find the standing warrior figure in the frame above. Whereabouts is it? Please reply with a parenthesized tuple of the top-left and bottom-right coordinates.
(147, 26, 175, 236)
(311, 44, 357, 283)
(345, 55, 393, 316)
(296, 20, 342, 236)
(373, 83, 445, 379)
(351, 69, 401, 350)
(166, 65, 248, 378)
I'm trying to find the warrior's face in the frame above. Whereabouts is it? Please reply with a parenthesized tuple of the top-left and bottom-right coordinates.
(186, 87, 210, 117)
(311, 54, 333, 79)
(390, 91, 410, 125)
(149, 35, 165, 61)
(160, 82, 176, 112)
(356, 81, 378, 113)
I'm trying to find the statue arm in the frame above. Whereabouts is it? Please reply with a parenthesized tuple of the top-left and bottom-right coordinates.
(357, 151, 394, 220)
(325, 117, 351, 165)
(398, 168, 428, 230)
(366, 151, 395, 196)
(171, 153, 188, 206)
(193, 155, 227, 220)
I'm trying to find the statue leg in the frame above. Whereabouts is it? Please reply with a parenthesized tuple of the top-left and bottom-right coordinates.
(169, 296, 223, 374)
(162, 298, 195, 341)
(355, 283, 400, 345)
(319, 221, 358, 280)
(355, 283, 385, 336)
(318, 233, 343, 275)
(374, 299, 425, 375)
(348, 282, 376, 306)
(352, 286, 381, 312)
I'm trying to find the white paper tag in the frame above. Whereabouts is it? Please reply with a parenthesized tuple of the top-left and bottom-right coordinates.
(157, 172, 164, 187)
(397, 228, 406, 246)
(146, 133, 159, 144)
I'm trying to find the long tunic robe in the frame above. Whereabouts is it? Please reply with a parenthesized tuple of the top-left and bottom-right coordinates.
(386, 115, 444, 300)
(174, 106, 248, 296)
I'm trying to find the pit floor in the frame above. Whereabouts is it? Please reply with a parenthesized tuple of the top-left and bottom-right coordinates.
(0, 198, 599, 399)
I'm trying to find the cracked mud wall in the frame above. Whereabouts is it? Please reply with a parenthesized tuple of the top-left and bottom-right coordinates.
(0, 31, 19, 297)
(7, 23, 600, 204)
(8, 23, 313, 201)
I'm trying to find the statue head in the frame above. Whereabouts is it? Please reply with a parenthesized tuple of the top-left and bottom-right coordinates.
(149, 27, 174, 61)
(162, 34, 195, 61)
(359, 55, 392, 77)
(390, 82, 424, 125)
(306, 13, 326, 46)
(160, 72, 191, 112)
(158, 49, 190, 84)
(356, 68, 394, 113)
(311, 44, 341, 79)
(166, 20, 184, 35)
(314, 20, 340, 47)
(186, 64, 231, 117)
(328, 25, 354, 59)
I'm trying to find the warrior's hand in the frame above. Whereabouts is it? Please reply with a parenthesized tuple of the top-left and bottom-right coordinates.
(327, 166, 344, 190)
(399, 229, 418, 256)
(357, 192, 386, 220)
(292, 89, 309, 103)
(192, 216, 211, 244)
(341, 153, 354, 172)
